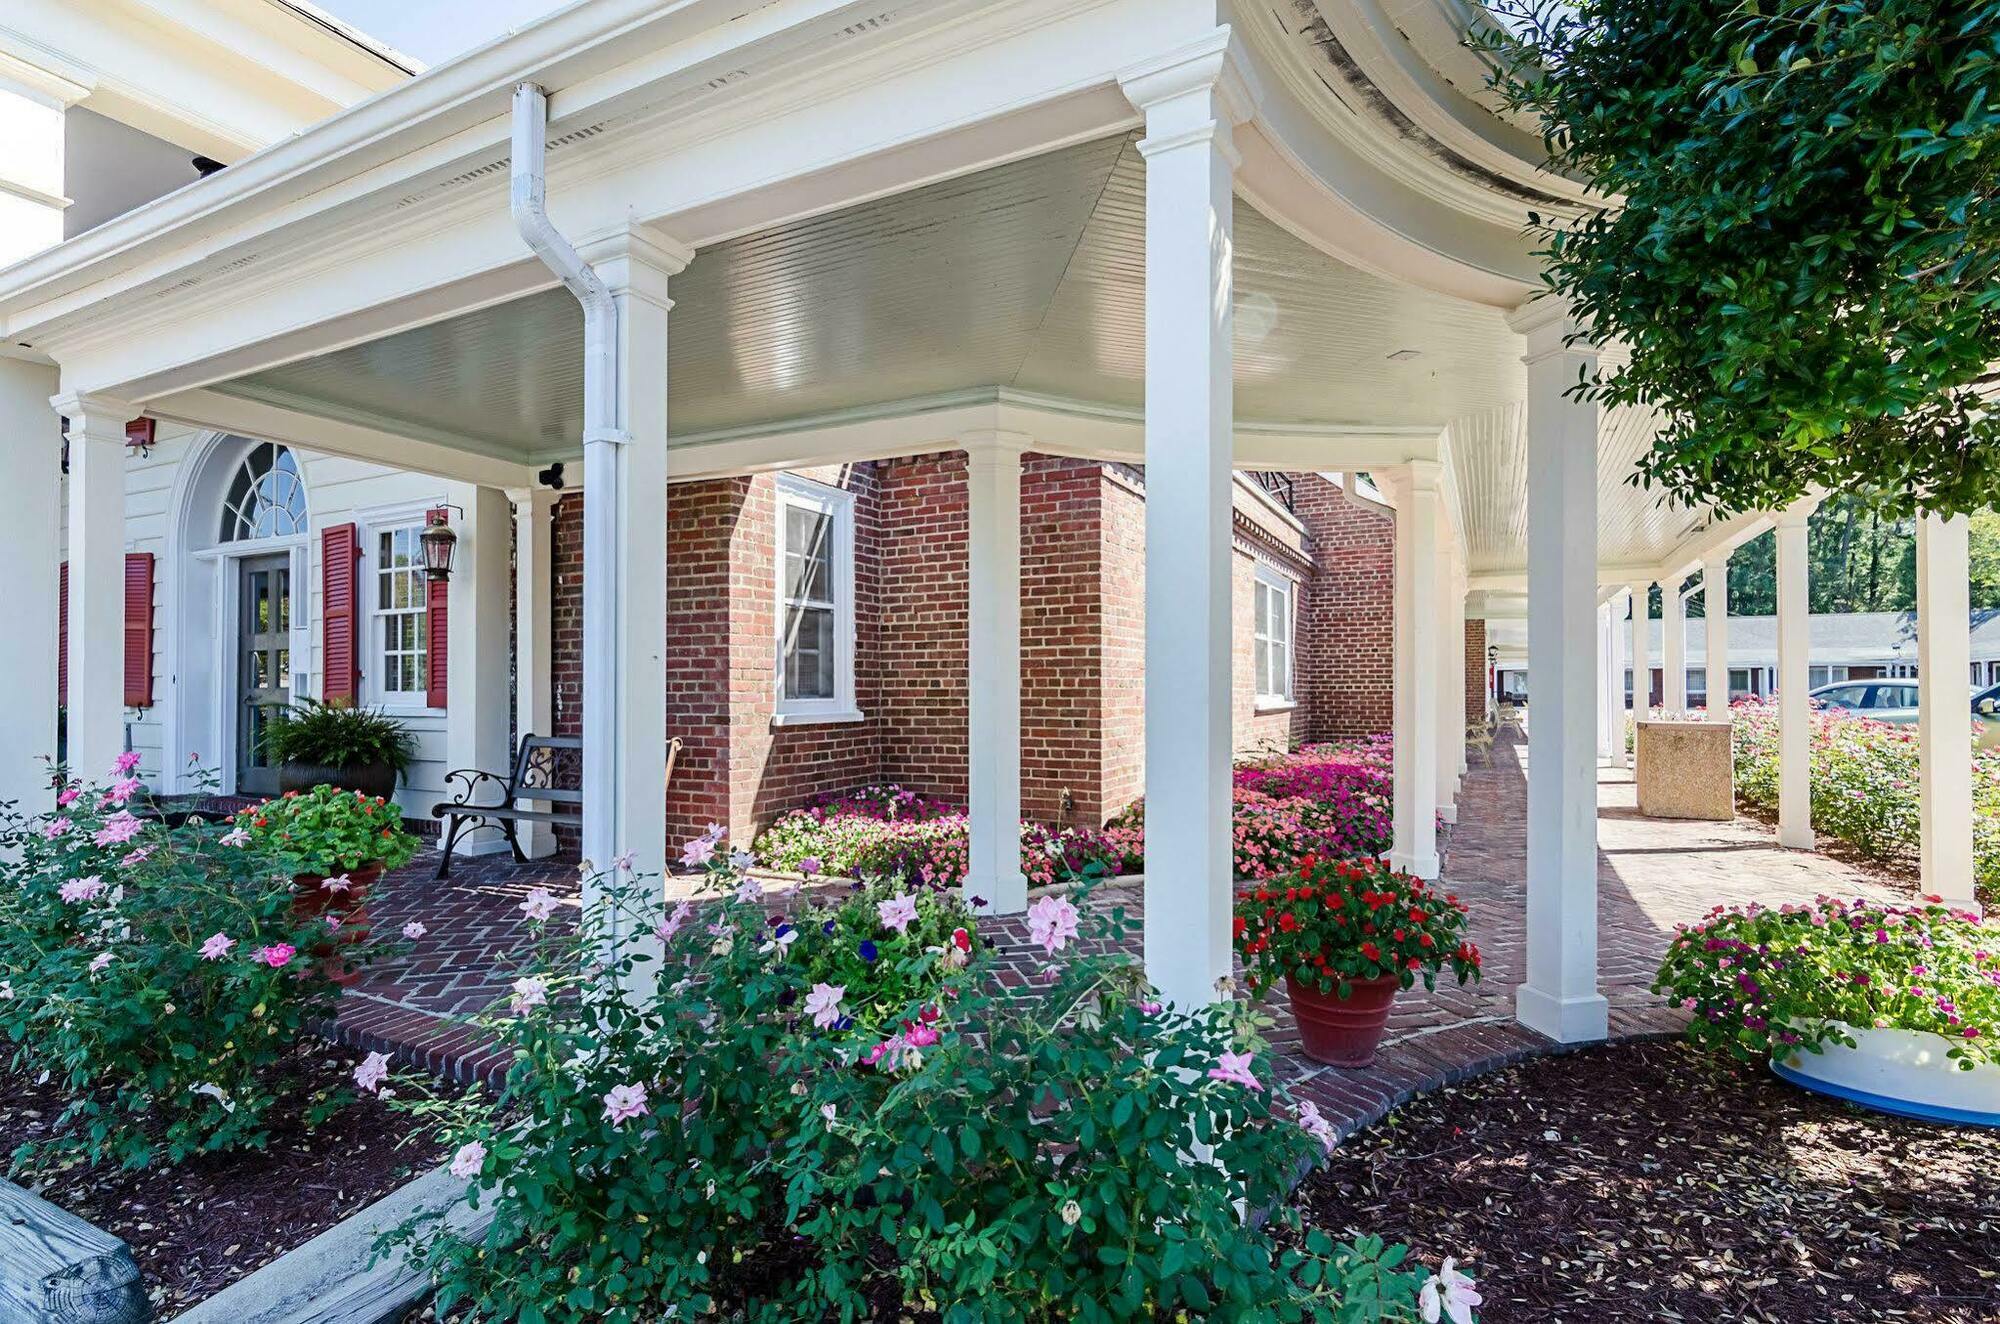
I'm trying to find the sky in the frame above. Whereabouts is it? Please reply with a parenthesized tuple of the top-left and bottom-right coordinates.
(311, 0, 573, 68)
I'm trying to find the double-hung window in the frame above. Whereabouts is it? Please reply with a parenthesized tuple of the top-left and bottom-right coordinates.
(372, 523, 430, 704)
(775, 475, 857, 722)
(1252, 565, 1295, 707)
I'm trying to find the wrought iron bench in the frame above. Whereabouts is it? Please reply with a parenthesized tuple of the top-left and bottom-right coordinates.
(429, 735, 682, 879)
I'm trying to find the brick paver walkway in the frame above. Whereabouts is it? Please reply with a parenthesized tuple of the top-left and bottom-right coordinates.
(333, 731, 1908, 1136)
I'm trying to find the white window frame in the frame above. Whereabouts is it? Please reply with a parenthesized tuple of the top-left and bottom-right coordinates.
(1252, 563, 1296, 710)
(772, 474, 860, 725)
(356, 498, 445, 713)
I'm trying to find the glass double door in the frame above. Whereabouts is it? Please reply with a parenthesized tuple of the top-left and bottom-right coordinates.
(237, 554, 293, 796)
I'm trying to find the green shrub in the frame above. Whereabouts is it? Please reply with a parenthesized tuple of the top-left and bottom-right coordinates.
(236, 782, 421, 876)
(1655, 896, 1998, 1069)
(262, 698, 416, 777)
(382, 849, 1456, 1322)
(0, 758, 389, 1169)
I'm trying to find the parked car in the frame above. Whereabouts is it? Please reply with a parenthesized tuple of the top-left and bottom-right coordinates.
(1812, 679, 2000, 749)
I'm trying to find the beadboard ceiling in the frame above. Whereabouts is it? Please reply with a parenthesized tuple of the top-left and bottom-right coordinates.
(215, 131, 1691, 574)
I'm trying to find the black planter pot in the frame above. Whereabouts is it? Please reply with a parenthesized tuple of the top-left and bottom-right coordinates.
(277, 760, 399, 801)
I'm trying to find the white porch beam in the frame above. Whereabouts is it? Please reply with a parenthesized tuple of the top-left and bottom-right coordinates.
(145, 388, 538, 490)
(1774, 501, 1816, 849)
(1916, 511, 1977, 909)
(963, 430, 1028, 915)
(1509, 297, 1608, 1046)
(1702, 555, 1730, 713)
(0, 357, 61, 809)
(1660, 574, 1688, 714)
(1122, 32, 1248, 1010)
(53, 392, 134, 780)
(1390, 460, 1442, 880)
(511, 485, 559, 858)
(443, 484, 515, 854)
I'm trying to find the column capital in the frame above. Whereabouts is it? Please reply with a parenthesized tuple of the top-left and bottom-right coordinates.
(506, 483, 560, 513)
(960, 428, 1033, 468)
(1120, 28, 1257, 163)
(1772, 496, 1820, 528)
(1506, 295, 1600, 366)
(577, 222, 692, 306)
(1700, 551, 1731, 573)
(50, 391, 141, 440)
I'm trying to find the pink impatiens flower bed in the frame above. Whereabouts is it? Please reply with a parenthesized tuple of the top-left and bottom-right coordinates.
(756, 737, 1396, 888)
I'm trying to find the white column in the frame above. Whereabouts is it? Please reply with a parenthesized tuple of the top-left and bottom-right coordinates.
(1702, 555, 1730, 715)
(511, 485, 558, 858)
(0, 359, 61, 810)
(1435, 551, 1462, 825)
(1660, 576, 1688, 714)
(964, 431, 1028, 914)
(1391, 461, 1443, 879)
(1916, 511, 1977, 909)
(1508, 298, 1608, 1045)
(1121, 35, 1248, 1009)
(1775, 503, 1816, 849)
(1607, 592, 1630, 770)
(443, 483, 514, 853)
(578, 227, 687, 939)
(1453, 582, 1470, 777)
(53, 393, 134, 781)
(1626, 579, 1649, 737)
(1595, 603, 1614, 761)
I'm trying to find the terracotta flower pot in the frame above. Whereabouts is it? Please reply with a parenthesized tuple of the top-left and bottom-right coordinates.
(1286, 972, 1401, 1068)
(290, 861, 384, 987)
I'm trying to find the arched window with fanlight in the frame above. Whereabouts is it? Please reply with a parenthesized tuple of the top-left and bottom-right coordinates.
(218, 442, 308, 543)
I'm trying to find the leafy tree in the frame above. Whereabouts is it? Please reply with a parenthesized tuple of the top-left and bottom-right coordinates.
(1484, 0, 2000, 518)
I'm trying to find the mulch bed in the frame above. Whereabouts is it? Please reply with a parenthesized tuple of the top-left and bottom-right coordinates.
(1295, 1039, 2000, 1323)
(0, 1043, 446, 1316)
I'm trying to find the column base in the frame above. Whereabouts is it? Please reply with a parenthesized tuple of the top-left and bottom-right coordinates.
(1388, 849, 1441, 880)
(1515, 985, 1609, 1045)
(1778, 823, 1816, 850)
(966, 870, 1028, 915)
(1438, 803, 1458, 825)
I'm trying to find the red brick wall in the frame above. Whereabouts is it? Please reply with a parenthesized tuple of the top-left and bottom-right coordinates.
(1291, 476, 1395, 741)
(548, 462, 1400, 846)
(1021, 456, 1105, 824)
(874, 454, 969, 800)
(1465, 617, 1489, 725)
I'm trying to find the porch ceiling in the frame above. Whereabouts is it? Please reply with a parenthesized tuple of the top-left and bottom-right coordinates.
(215, 132, 1522, 456)
(207, 130, 1698, 577)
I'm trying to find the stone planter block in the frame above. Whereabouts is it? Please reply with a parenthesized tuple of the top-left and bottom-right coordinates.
(1634, 720, 1734, 821)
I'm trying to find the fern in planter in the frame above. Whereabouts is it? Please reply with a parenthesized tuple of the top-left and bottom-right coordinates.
(264, 699, 416, 799)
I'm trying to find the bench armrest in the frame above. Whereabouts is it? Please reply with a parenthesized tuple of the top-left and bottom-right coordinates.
(435, 768, 513, 812)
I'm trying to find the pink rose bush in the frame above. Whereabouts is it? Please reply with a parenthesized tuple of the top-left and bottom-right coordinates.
(1656, 895, 1998, 1068)
(381, 842, 1458, 1322)
(0, 758, 408, 1169)
(1732, 700, 2000, 908)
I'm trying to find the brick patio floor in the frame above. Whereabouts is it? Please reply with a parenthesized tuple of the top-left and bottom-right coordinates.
(332, 730, 1908, 1137)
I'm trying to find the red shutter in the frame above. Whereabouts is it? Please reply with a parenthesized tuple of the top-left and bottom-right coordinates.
(123, 553, 155, 708)
(425, 507, 449, 708)
(322, 523, 361, 703)
(57, 562, 68, 707)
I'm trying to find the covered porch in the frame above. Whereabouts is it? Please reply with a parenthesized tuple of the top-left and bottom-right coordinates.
(0, 0, 1982, 1047)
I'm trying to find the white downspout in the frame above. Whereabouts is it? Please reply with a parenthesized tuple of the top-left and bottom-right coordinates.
(511, 82, 624, 872)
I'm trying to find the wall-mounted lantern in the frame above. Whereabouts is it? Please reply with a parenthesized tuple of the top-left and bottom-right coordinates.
(420, 506, 459, 582)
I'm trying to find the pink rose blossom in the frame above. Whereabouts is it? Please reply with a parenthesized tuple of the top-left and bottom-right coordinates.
(877, 893, 919, 934)
(449, 1140, 487, 1179)
(520, 888, 560, 922)
(1026, 894, 1080, 955)
(259, 943, 296, 968)
(199, 932, 234, 961)
(113, 751, 142, 776)
(804, 982, 846, 1029)
(401, 921, 427, 941)
(601, 1082, 650, 1126)
(1207, 1050, 1262, 1092)
(41, 817, 71, 840)
(88, 951, 114, 975)
(510, 976, 548, 1015)
(58, 876, 105, 904)
(93, 812, 142, 847)
(353, 1051, 392, 1093)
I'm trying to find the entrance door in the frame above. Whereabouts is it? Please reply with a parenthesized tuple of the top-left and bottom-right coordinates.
(237, 554, 293, 796)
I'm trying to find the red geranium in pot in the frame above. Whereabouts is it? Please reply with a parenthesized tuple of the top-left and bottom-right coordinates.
(1234, 855, 1481, 1067)
(236, 784, 421, 985)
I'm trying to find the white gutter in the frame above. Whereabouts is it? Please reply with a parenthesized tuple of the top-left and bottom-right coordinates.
(510, 81, 621, 871)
